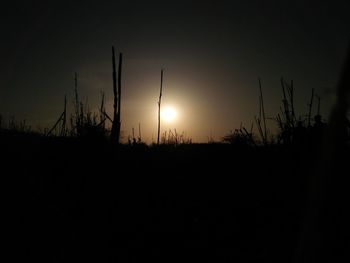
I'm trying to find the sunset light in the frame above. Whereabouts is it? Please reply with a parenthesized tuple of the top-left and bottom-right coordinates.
(161, 106, 177, 123)
(2, 2, 349, 262)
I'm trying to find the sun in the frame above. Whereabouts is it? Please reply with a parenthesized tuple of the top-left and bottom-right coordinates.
(161, 106, 177, 123)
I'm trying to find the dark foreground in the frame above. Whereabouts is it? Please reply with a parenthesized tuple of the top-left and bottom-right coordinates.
(2, 132, 349, 262)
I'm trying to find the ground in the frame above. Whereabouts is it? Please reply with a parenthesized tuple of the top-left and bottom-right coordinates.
(2, 132, 349, 262)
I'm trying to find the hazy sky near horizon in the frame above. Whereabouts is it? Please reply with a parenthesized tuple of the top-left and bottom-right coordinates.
(1, 0, 349, 142)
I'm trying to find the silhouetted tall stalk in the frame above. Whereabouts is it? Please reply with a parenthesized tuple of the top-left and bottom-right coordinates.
(117, 52, 122, 139)
(275, 78, 298, 145)
(138, 122, 142, 142)
(74, 73, 78, 111)
(259, 78, 267, 142)
(72, 72, 87, 136)
(98, 91, 106, 128)
(280, 78, 296, 128)
(308, 88, 314, 127)
(47, 95, 67, 136)
(315, 94, 321, 116)
(111, 46, 122, 144)
(255, 78, 267, 144)
(61, 95, 67, 136)
(111, 46, 117, 141)
(290, 80, 295, 120)
(157, 69, 164, 145)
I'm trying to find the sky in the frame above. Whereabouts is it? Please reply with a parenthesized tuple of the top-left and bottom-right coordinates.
(1, 0, 349, 143)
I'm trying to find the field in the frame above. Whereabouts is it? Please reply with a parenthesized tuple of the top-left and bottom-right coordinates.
(2, 130, 348, 262)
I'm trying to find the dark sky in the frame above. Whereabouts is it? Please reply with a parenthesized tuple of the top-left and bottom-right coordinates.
(1, 0, 349, 142)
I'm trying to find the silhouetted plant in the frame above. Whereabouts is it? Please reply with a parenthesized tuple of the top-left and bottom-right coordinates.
(157, 69, 164, 145)
(275, 78, 301, 145)
(132, 127, 136, 144)
(110, 46, 122, 144)
(138, 122, 142, 143)
(47, 95, 67, 137)
(274, 79, 330, 147)
(307, 88, 314, 127)
(160, 129, 192, 145)
(3, 116, 32, 133)
(223, 123, 256, 147)
(98, 91, 107, 129)
(9, 116, 16, 130)
(207, 133, 216, 144)
(255, 78, 267, 144)
(77, 103, 107, 139)
(65, 73, 108, 139)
